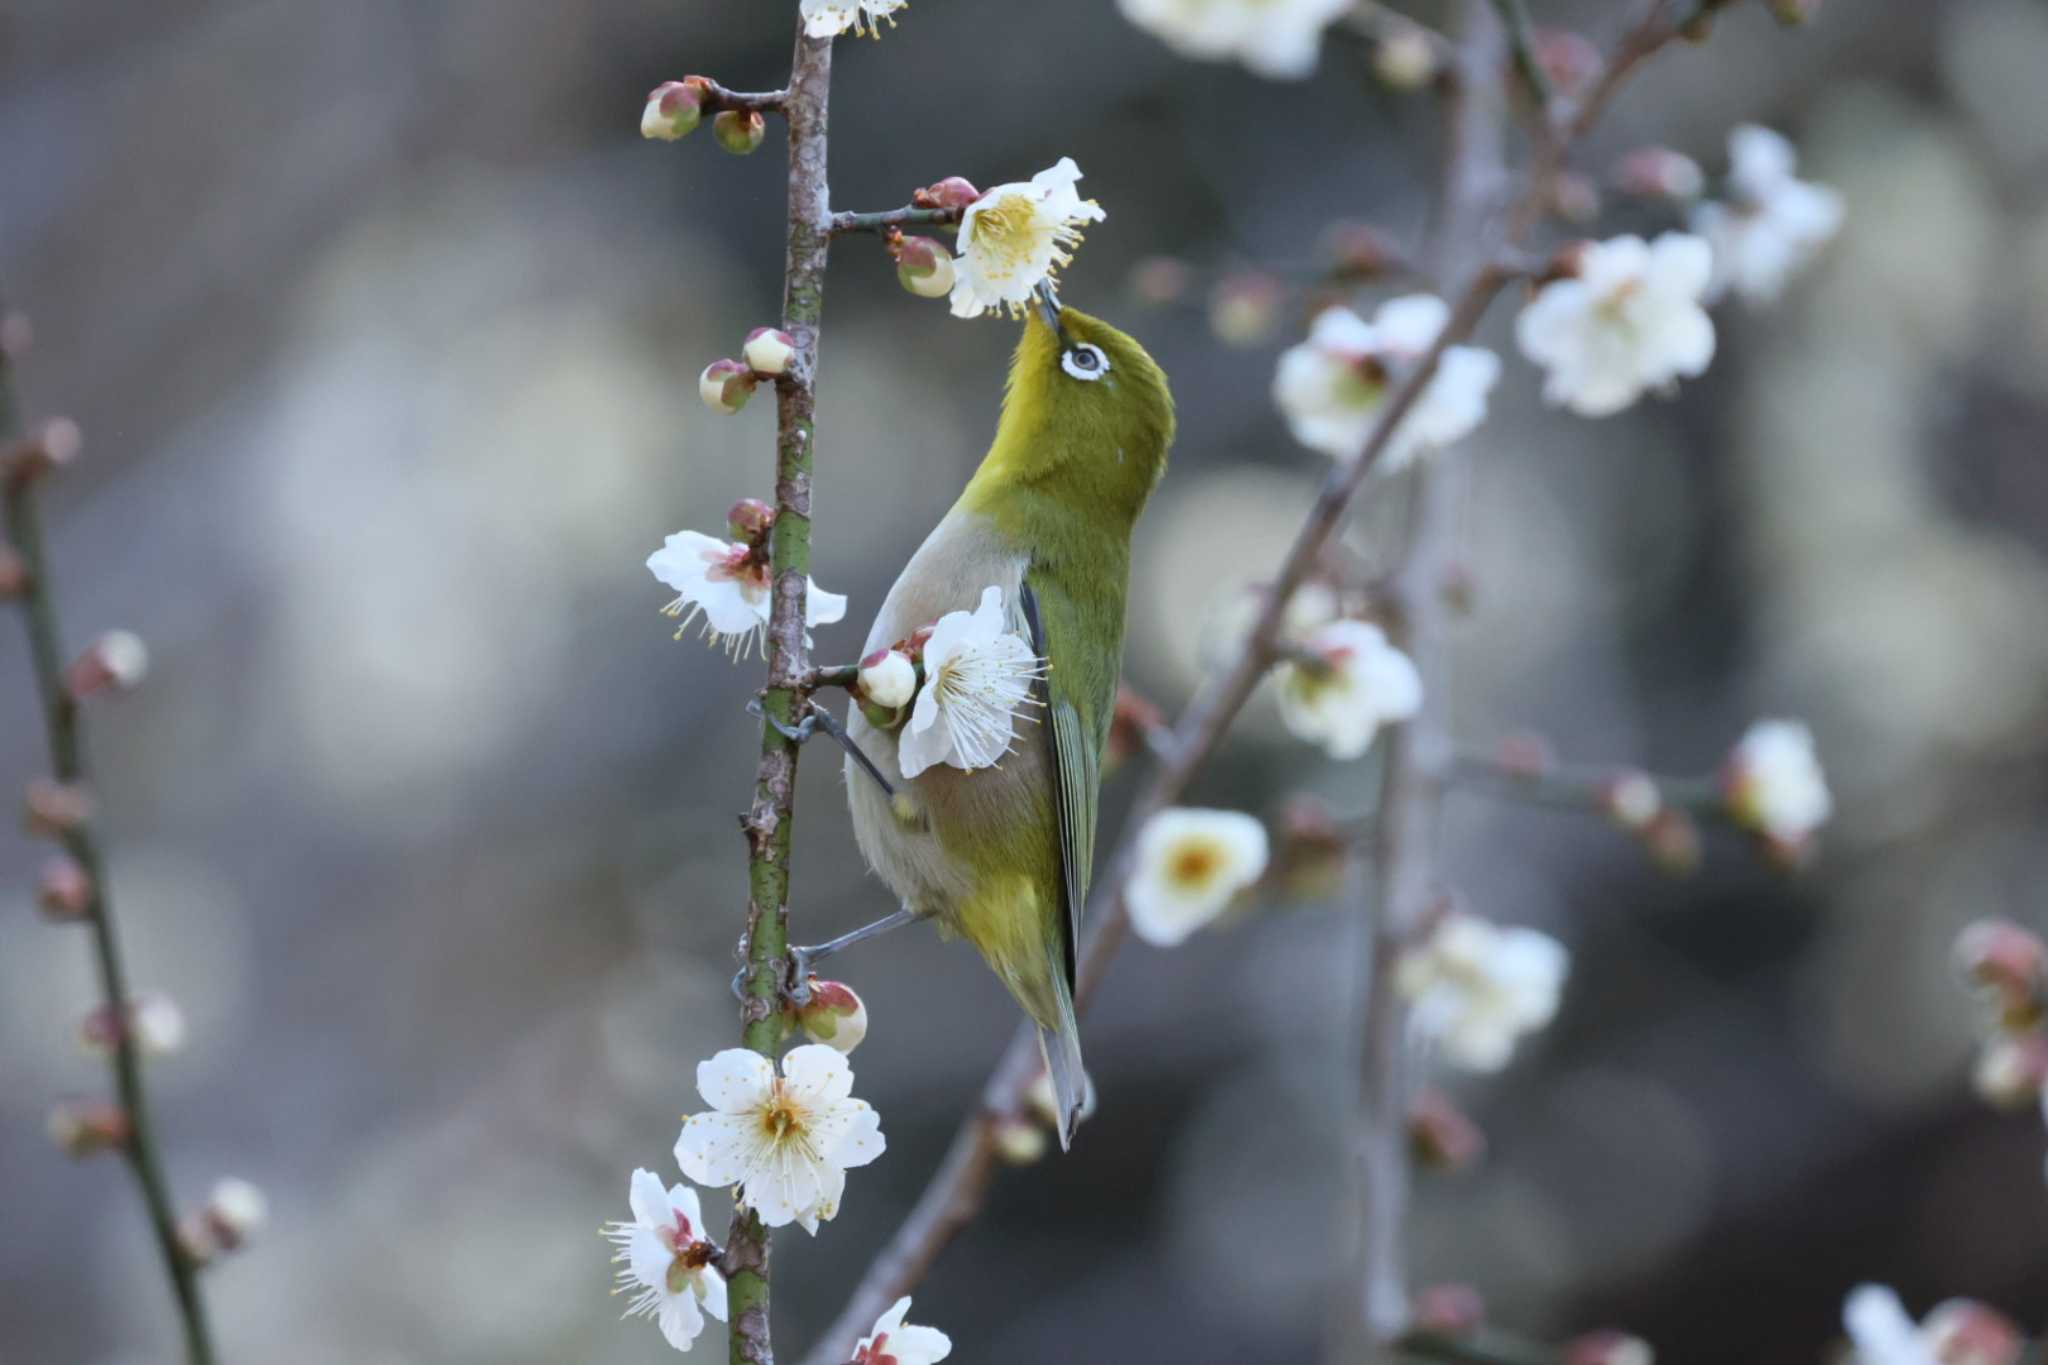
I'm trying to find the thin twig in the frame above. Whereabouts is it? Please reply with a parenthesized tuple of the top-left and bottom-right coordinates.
(691, 78, 791, 117)
(0, 320, 218, 1364)
(829, 205, 961, 237)
(1487, 0, 1555, 108)
(1440, 751, 1722, 816)
(723, 23, 835, 1365)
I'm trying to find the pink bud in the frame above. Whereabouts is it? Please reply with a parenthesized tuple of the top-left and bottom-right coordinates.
(640, 80, 704, 141)
(896, 236, 955, 299)
(919, 177, 981, 211)
(741, 327, 797, 377)
(797, 978, 868, 1054)
(1600, 771, 1662, 832)
(24, 778, 93, 838)
(1494, 732, 1554, 779)
(1408, 1088, 1486, 1171)
(4, 416, 81, 488)
(1613, 147, 1706, 201)
(1642, 808, 1702, 877)
(203, 1177, 268, 1252)
(699, 359, 757, 415)
(1105, 685, 1168, 772)
(857, 649, 917, 710)
(1921, 1300, 2023, 1365)
(80, 996, 187, 1057)
(36, 855, 94, 920)
(1563, 1329, 1656, 1365)
(67, 629, 149, 697)
(47, 1099, 130, 1156)
(1272, 794, 1351, 901)
(1533, 28, 1602, 97)
(1208, 272, 1283, 347)
(1953, 919, 2046, 1010)
(712, 109, 765, 156)
(1411, 1283, 1486, 1335)
(727, 498, 776, 545)
(1972, 1031, 2048, 1109)
(0, 311, 32, 361)
(1552, 171, 1601, 225)
(1129, 256, 1193, 306)
(0, 544, 24, 600)
(1323, 221, 1402, 280)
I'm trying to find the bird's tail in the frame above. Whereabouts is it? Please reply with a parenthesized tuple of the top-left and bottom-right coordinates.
(1036, 965, 1088, 1151)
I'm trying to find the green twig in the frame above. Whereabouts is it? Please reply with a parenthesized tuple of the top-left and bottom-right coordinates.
(1, 320, 218, 1364)
(1487, 0, 1555, 107)
(830, 205, 960, 237)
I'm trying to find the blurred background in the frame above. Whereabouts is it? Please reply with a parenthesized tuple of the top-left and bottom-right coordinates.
(3, 1, 2047, 1361)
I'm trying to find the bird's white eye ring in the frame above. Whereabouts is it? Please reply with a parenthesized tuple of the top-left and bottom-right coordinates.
(1061, 343, 1110, 381)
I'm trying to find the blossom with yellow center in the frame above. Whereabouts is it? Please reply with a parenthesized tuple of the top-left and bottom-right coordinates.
(1395, 911, 1568, 1072)
(673, 1045, 885, 1234)
(948, 159, 1106, 320)
(1275, 619, 1422, 759)
(1127, 807, 1270, 947)
(801, 0, 908, 38)
(603, 1169, 728, 1352)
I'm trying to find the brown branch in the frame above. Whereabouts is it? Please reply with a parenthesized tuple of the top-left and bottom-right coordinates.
(691, 77, 790, 117)
(829, 205, 961, 237)
(0, 319, 218, 1363)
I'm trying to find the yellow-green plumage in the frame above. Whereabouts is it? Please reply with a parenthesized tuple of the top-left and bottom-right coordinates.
(843, 304, 1174, 1145)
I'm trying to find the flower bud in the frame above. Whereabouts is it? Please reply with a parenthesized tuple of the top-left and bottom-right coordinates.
(1411, 1283, 1485, 1336)
(1438, 562, 1477, 614)
(1921, 1300, 2022, 1365)
(1373, 22, 1440, 90)
(991, 1115, 1048, 1166)
(727, 498, 776, 546)
(641, 80, 704, 141)
(916, 176, 981, 211)
(1323, 221, 1402, 282)
(4, 416, 82, 488)
(1272, 794, 1351, 902)
(796, 978, 868, 1053)
(1494, 732, 1554, 779)
(712, 109, 766, 156)
(37, 855, 94, 919)
(0, 311, 32, 362)
(1408, 1088, 1486, 1172)
(1105, 685, 1167, 773)
(1551, 171, 1601, 225)
(1600, 770, 1662, 832)
(24, 777, 93, 838)
(1973, 1031, 2048, 1109)
(1563, 1330, 1656, 1365)
(741, 327, 797, 377)
(1208, 272, 1283, 347)
(858, 649, 917, 710)
(203, 1177, 268, 1251)
(1642, 807, 1702, 877)
(1613, 147, 1705, 201)
(1954, 919, 2046, 1017)
(67, 629, 149, 697)
(48, 1099, 130, 1156)
(0, 544, 25, 600)
(1765, 0, 1819, 25)
(699, 359, 757, 415)
(896, 236, 956, 299)
(81, 993, 186, 1057)
(1129, 256, 1192, 306)
(1534, 28, 1601, 98)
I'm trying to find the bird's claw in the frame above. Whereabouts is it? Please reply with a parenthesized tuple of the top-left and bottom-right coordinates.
(746, 696, 819, 744)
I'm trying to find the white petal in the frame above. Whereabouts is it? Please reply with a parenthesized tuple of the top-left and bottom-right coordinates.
(697, 1049, 776, 1113)
(892, 1324, 954, 1364)
(805, 580, 848, 628)
(656, 1288, 707, 1352)
(628, 1167, 673, 1230)
(780, 1044, 855, 1106)
(675, 1111, 764, 1189)
(895, 704, 954, 780)
(627, 1225, 671, 1294)
(668, 1182, 707, 1242)
(696, 1265, 730, 1322)
(823, 1099, 887, 1169)
(1372, 293, 1451, 353)
(1844, 1285, 1938, 1365)
(1647, 231, 1714, 301)
(646, 532, 728, 592)
(1307, 305, 1377, 354)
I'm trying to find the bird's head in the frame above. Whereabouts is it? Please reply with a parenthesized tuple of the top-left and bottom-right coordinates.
(966, 285, 1176, 526)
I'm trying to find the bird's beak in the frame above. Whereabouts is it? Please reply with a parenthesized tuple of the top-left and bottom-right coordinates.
(1033, 280, 1065, 338)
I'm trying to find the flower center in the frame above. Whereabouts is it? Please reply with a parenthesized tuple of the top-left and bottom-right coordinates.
(852, 1332, 897, 1365)
(1167, 840, 1222, 891)
(967, 194, 1045, 279)
(758, 1084, 805, 1143)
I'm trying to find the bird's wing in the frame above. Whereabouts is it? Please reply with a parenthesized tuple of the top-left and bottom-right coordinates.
(1017, 575, 1101, 990)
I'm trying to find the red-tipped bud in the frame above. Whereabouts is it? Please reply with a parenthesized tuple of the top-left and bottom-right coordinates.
(742, 327, 797, 377)
(1613, 147, 1706, 201)
(0, 311, 32, 361)
(1973, 1031, 2048, 1109)
(36, 855, 94, 919)
(1411, 1283, 1486, 1336)
(1408, 1088, 1486, 1171)
(81, 993, 186, 1057)
(896, 236, 956, 299)
(699, 359, 757, 415)
(991, 1115, 1048, 1166)
(1373, 21, 1440, 90)
(66, 629, 149, 697)
(1954, 920, 2047, 1015)
(1129, 256, 1193, 306)
(1533, 29, 1602, 98)
(916, 177, 981, 211)
(181, 1177, 269, 1265)
(1765, 0, 1820, 25)
(797, 979, 868, 1053)
(857, 648, 917, 710)
(1494, 732, 1554, 779)
(1105, 685, 1168, 773)
(726, 498, 776, 545)
(1642, 807, 1702, 877)
(1271, 794, 1351, 902)
(1323, 221, 1403, 281)
(0, 544, 25, 600)
(24, 778, 94, 838)
(48, 1099, 130, 1156)
(1563, 1329, 1656, 1365)
(1208, 272, 1283, 347)
(1921, 1300, 2023, 1365)
(1600, 770, 1662, 832)
(4, 416, 82, 489)
(1552, 171, 1601, 225)
(641, 80, 704, 141)
(712, 109, 766, 156)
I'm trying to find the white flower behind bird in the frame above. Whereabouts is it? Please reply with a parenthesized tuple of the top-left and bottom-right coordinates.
(1274, 295, 1500, 468)
(646, 530, 847, 660)
(895, 585, 1046, 779)
(604, 1169, 729, 1353)
(1118, 0, 1357, 79)
(949, 160, 1105, 320)
(1277, 619, 1423, 760)
(673, 1045, 885, 1234)
(1694, 125, 1843, 306)
(1515, 233, 1716, 418)
(1397, 912, 1568, 1071)
(1127, 807, 1270, 947)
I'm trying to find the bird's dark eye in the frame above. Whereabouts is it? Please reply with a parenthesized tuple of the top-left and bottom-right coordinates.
(1061, 343, 1110, 382)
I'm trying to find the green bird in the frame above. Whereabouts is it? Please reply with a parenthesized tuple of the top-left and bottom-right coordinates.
(818, 289, 1173, 1148)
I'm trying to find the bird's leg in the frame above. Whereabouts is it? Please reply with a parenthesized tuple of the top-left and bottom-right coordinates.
(747, 696, 898, 802)
(787, 906, 926, 998)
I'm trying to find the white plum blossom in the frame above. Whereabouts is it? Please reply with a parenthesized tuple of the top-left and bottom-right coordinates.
(674, 1045, 884, 1234)
(1694, 125, 1844, 306)
(646, 531, 847, 660)
(1844, 1287, 1939, 1365)
(1396, 912, 1569, 1071)
(1515, 233, 1716, 418)
(950, 159, 1105, 320)
(800, 0, 907, 38)
(1276, 620, 1423, 760)
(1274, 296, 1500, 469)
(1724, 718, 1833, 844)
(1127, 807, 1270, 947)
(896, 586, 1045, 779)
(604, 1169, 729, 1352)
(852, 1297, 953, 1365)
(1117, 0, 1356, 80)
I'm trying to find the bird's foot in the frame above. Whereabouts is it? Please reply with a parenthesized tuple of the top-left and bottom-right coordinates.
(747, 696, 819, 744)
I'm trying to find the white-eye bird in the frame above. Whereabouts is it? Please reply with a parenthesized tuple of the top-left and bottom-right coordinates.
(816, 288, 1173, 1148)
